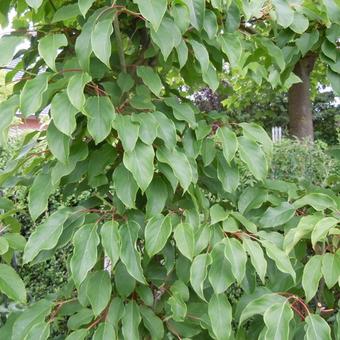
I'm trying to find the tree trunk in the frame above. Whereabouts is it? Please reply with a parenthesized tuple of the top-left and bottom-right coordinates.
(288, 54, 317, 140)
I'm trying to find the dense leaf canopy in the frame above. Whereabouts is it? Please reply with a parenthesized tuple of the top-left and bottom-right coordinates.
(0, 0, 339, 339)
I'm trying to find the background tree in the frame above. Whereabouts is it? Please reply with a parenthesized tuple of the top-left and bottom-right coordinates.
(0, 1, 339, 339)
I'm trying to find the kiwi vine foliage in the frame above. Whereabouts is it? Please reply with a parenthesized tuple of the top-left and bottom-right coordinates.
(0, 0, 340, 339)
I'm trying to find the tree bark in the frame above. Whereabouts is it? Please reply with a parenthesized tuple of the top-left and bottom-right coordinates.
(288, 54, 317, 140)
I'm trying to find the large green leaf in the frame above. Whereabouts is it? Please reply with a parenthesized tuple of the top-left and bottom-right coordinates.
(302, 255, 323, 302)
(122, 301, 141, 340)
(51, 91, 78, 136)
(47, 122, 70, 164)
(0, 264, 26, 303)
(28, 171, 55, 221)
(220, 32, 243, 68)
(114, 115, 140, 152)
(0, 36, 25, 67)
(91, 12, 114, 68)
(184, 0, 205, 30)
(322, 252, 340, 289)
(173, 222, 195, 261)
(151, 111, 177, 148)
(24, 207, 71, 263)
(140, 306, 164, 340)
(215, 126, 238, 163)
(20, 73, 50, 117)
(38, 34, 67, 71)
(190, 39, 210, 73)
(311, 217, 338, 247)
(0, 95, 19, 146)
(25, 0, 43, 10)
(136, 66, 163, 96)
(190, 253, 211, 301)
(164, 97, 196, 127)
(272, 0, 294, 28)
(145, 177, 168, 216)
(238, 187, 267, 214)
(304, 314, 331, 340)
(100, 221, 120, 268)
(134, 0, 167, 31)
(243, 238, 267, 284)
(112, 163, 138, 209)
(224, 237, 247, 284)
(92, 322, 116, 340)
(85, 96, 115, 144)
(259, 202, 296, 228)
(263, 302, 293, 340)
(86, 271, 112, 316)
(293, 193, 337, 211)
(119, 221, 147, 284)
(78, 0, 95, 17)
(156, 147, 192, 192)
(145, 214, 172, 257)
(70, 224, 99, 287)
(123, 141, 154, 192)
(208, 293, 232, 340)
(67, 72, 92, 111)
(238, 136, 268, 180)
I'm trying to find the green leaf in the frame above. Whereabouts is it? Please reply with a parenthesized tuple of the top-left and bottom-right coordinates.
(65, 329, 88, 340)
(0, 264, 26, 303)
(184, 0, 205, 30)
(100, 221, 120, 268)
(209, 243, 235, 294)
(23, 207, 71, 263)
(25, 322, 50, 340)
(243, 238, 267, 284)
(25, 0, 43, 11)
(145, 177, 168, 217)
(204, 10, 218, 39)
(134, 0, 167, 31)
(4, 233, 26, 251)
(38, 34, 67, 71)
(0, 36, 25, 67)
(78, 0, 95, 17)
(261, 240, 296, 281)
(239, 293, 286, 325)
(290, 13, 309, 34)
(47, 122, 70, 164)
(311, 217, 338, 247)
(86, 271, 112, 316)
(260, 202, 296, 228)
(164, 97, 196, 127)
(272, 0, 294, 28)
(215, 126, 238, 163)
(220, 33, 243, 68)
(302, 255, 323, 302)
(150, 17, 181, 60)
(114, 262, 136, 297)
(296, 31, 319, 57)
(238, 136, 268, 180)
(293, 193, 337, 211)
(151, 111, 177, 148)
(85, 96, 115, 144)
(114, 115, 139, 152)
(12, 300, 53, 340)
(304, 314, 331, 340)
(123, 141, 154, 192)
(92, 322, 116, 340)
(91, 12, 114, 68)
(210, 204, 229, 225)
(208, 293, 232, 340)
(322, 252, 340, 289)
(51, 91, 78, 136)
(140, 306, 164, 340)
(28, 171, 55, 221)
(20, 73, 50, 117)
(189, 39, 210, 73)
(112, 163, 138, 209)
(176, 39, 189, 69)
(70, 224, 100, 287)
(168, 295, 187, 321)
(52, 3, 81, 22)
(131, 112, 158, 146)
(283, 215, 322, 254)
(263, 302, 293, 340)
(328, 68, 340, 96)
(231, 212, 257, 233)
(190, 253, 211, 301)
(119, 221, 147, 284)
(145, 214, 172, 257)
(136, 66, 163, 96)
(122, 301, 141, 340)
(107, 297, 124, 329)
(238, 187, 267, 214)
(217, 154, 239, 193)
(157, 147, 192, 192)
(174, 222, 195, 261)
(67, 72, 92, 111)
(0, 95, 19, 146)
(260, 38, 285, 71)
(224, 237, 247, 284)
